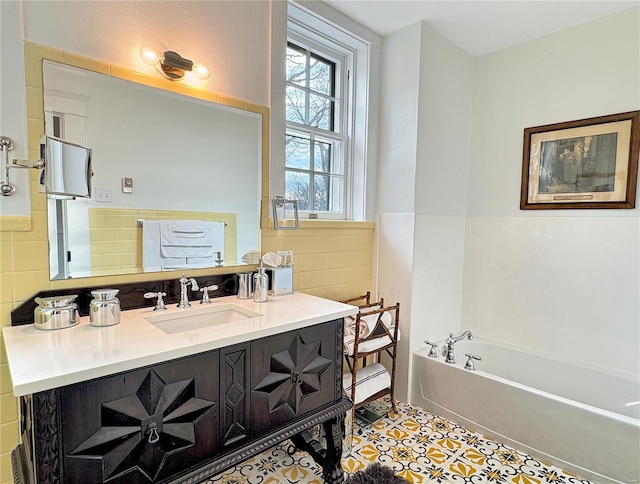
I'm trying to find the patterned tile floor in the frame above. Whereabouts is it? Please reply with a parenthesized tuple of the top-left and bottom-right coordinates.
(205, 399, 594, 484)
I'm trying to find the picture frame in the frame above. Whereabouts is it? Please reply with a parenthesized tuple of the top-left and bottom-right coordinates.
(520, 110, 639, 209)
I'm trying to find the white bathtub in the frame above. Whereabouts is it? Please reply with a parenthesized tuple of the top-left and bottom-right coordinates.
(411, 339, 640, 484)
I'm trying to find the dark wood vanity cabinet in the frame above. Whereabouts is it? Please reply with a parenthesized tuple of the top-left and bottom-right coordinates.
(16, 318, 349, 484)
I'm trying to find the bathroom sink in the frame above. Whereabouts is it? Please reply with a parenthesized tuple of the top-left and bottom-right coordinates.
(145, 304, 262, 334)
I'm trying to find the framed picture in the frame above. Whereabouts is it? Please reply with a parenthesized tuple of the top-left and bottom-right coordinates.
(520, 110, 639, 209)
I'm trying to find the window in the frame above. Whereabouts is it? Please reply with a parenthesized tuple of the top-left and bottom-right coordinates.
(285, 2, 375, 221)
(285, 41, 346, 215)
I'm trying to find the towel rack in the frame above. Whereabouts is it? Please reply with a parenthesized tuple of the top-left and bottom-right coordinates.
(137, 219, 227, 227)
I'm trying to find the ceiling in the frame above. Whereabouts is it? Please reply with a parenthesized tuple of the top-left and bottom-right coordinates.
(322, 1, 639, 56)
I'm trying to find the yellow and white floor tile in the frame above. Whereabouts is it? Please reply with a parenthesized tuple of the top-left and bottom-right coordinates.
(205, 400, 594, 484)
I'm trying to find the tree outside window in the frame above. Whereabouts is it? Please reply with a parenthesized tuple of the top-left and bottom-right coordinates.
(285, 42, 344, 214)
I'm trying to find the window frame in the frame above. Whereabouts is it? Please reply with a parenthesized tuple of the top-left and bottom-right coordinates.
(286, 19, 354, 220)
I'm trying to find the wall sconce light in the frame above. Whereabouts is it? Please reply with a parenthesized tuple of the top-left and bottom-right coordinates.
(140, 45, 210, 81)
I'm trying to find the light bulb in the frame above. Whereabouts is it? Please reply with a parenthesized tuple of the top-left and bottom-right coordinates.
(140, 45, 160, 66)
(192, 62, 210, 80)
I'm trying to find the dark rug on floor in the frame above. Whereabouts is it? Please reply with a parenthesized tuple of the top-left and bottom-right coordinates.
(344, 463, 410, 483)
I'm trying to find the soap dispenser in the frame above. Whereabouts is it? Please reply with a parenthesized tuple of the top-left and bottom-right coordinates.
(253, 259, 268, 303)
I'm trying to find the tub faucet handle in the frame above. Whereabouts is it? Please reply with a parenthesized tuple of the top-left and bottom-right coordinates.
(464, 353, 482, 371)
(144, 291, 167, 311)
(424, 340, 439, 358)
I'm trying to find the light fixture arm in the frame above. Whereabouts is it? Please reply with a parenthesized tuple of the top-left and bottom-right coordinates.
(159, 50, 194, 80)
(0, 136, 44, 197)
(140, 45, 210, 81)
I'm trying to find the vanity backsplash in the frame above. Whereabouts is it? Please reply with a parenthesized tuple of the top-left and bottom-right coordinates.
(10, 272, 244, 326)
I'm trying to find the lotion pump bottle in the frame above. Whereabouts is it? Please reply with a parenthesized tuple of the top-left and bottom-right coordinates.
(253, 259, 268, 303)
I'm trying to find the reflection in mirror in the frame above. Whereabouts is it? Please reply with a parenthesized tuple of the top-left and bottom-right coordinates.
(43, 60, 262, 280)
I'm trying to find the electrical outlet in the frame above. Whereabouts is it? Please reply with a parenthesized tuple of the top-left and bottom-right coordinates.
(95, 188, 112, 203)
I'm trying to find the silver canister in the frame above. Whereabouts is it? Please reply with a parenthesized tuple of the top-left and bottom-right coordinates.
(34, 295, 79, 330)
(237, 272, 253, 299)
(90, 289, 121, 327)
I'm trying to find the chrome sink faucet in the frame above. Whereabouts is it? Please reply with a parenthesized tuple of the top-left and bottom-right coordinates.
(442, 330, 473, 364)
(178, 273, 199, 308)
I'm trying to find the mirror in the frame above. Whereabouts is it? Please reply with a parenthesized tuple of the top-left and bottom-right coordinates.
(41, 135, 92, 198)
(43, 60, 262, 280)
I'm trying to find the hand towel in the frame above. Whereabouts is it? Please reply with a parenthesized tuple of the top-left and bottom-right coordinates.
(342, 363, 391, 405)
(160, 220, 224, 258)
(142, 220, 187, 271)
(185, 257, 217, 268)
(166, 220, 206, 237)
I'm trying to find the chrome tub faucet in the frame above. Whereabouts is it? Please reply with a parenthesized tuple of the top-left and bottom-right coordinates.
(178, 273, 199, 308)
(442, 330, 473, 364)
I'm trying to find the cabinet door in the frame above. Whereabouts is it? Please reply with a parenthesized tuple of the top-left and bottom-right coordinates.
(250, 319, 341, 436)
(59, 351, 219, 484)
(219, 342, 250, 449)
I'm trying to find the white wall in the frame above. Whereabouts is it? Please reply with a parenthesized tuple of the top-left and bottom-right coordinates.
(463, 8, 640, 377)
(21, 1, 271, 106)
(0, 0, 30, 217)
(410, 22, 473, 364)
(376, 23, 420, 215)
(377, 22, 474, 400)
(376, 23, 420, 400)
(415, 22, 473, 217)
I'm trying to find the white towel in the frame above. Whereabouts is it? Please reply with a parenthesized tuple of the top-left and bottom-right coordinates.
(142, 221, 187, 271)
(166, 220, 206, 238)
(160, 220, 224, 258)
(345, 310, 393, 339)
(343, 310, 396, 355)
(242, 250, 261, 264)
(185, 257, 218, 268)
(343, 363, 391, 405)
(343, 330, 401, 356)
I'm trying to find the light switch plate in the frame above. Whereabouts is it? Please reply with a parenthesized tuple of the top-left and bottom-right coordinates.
(95, 188, 112, 203)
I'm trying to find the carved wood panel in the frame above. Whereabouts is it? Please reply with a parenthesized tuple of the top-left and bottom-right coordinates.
(250, 320, 338, 436)
(33, 390, 62, 484)
(58, 351, 219, 483)
(219, 343, 250, 449)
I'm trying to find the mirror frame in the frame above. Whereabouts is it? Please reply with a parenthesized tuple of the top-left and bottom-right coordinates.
(24, 41, 269, 285)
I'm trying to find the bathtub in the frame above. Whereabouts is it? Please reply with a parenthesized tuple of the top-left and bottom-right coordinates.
(411, 339, 640, 484)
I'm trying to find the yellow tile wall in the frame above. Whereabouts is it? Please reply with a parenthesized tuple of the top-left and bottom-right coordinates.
(0, 42, 373, 483)
(262, 220, 374, 300)
(88, 208, 238, 275)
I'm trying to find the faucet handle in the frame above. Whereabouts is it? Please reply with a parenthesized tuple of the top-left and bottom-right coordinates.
(144, 292, 167, 311)
(199, 285, 219, 304)
(464, 353, 482, 371)
(424, 340, 439, 358)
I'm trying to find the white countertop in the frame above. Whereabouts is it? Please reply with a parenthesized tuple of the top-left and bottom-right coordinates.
(2, 292, 358, 397)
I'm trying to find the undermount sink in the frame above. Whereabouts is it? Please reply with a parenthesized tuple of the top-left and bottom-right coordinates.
(145, 304, 262, 334)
